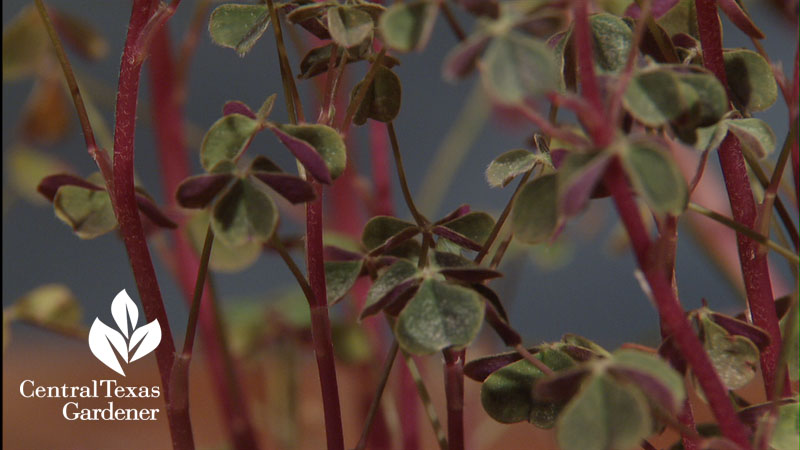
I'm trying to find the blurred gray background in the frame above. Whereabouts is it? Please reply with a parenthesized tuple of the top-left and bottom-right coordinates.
(3, 0, 797, 352)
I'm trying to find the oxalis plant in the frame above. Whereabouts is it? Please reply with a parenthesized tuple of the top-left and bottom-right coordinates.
(2, 0, 799, 448)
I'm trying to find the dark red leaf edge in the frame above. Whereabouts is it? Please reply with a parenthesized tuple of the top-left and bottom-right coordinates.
(176, 173, 234, 208)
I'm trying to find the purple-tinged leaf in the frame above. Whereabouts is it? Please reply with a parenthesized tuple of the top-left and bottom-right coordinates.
(435, 204, 471, 225)
(737, 399, 796, 428)
(251, 172, 316, 204)
(367, 226, 421, 256)
(472, 283, 509, 322)
(484, 302, 520, 346)
(249, 155, 282, 173)
(361, 277, 421, 319)
(135, 193, 177, 229)
(709, 312, 771, 351)
(533, 366, 592, 402)
(38, 173, 102, 202)
(270, 126, 333, 184)
(361, 260, 420, 318)
(557, 151, 612, 217)
(362, 215, 418, 250)
(325, 260, 364, 305)
(175, 173, 234, 209)
(559, 345, 598, 362)
(432, 226, 483, 251)
(608, 367, 682, 414)
(624, 0, 679, 19)
(324, 245, 365, 262)
(432, 251, 472, 268)
(561, 333, 611, 357)
(464, 351, 527, 382)
(286, 2, 330, 24)
(442, 33, 491, 81)
(439, 267, 501, 283)
(717, 0, 765, 39)
(222, 100, 256, 119)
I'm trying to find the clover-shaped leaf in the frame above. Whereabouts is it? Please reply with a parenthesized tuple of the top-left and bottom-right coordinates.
(271, 124, 347, 183)
(211, 179, 278, 247)
(201, 113, 260, 171)
(53, 183, 117, 239)
(481, 31, 558, 104)
(557, 151, 612, 218)
(362, 216, 419, 251)
(351, 65, 402, 125)
(485, 149, 542, 188)
(393, 279, 484, 355)
(621, 138, 688, 216)
(248, 156, 316, 204)
(327, 6, 374, 49)
(479, 348, 576, 427)
(511, 174, 559, 244)
(700, 314, 759, 390)
(209, 4, 271, 57)
(361, 259, 421, 319)
(187, 211, 262, 273)
(723, 49, 777, 112)
(378, 0, 438, 52)
(725, 118, 776, 159)
(11, 284, 82, 330)
(588, 13, 632, 74)
(433, 211, 495, 251)
(325, 260, 364, 305)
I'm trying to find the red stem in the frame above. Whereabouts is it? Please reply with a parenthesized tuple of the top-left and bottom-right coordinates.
(604, 159, 752, 448)
(148, 27, 260, 450)
(694, 0, 786, 396)
(112, 1, 193, 448)
(306, 186, 346, 450)
(443, 348, 465, 450)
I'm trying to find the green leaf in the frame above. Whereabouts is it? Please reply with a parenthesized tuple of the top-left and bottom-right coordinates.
(394, 279, 484, 355)
(621, 139, 688, 216)
(589, 13, 633, 74)
(362, 259, 420, 318)
(482, 31, 558, 104)
(362, 216, 417, 251)
(486, 149, 540, 188)
(332, 323, 372, 364)
(211, 179, 278, 247)
(187, 211, 261, 273)
(674, 71, 729, 129)
(276, 124, 347, 181)
(556, 375, 653, 450)
(351, 65, 402, 125)
(12, 284, 82, 329)
(2, 5, 50, 81)
(700, 315, 759, 390)
(692, 122, 728, 152)
(325, 260, 364, 304)
(656, 0, 698, 39)
(256, 93, 277, 121)
(725, 118, 776, 159)
(440, 212, 495, 248)
(53, 185, 116, 239)
(481, 348, 575, 426)
(327, 6, 374, 48)
(511, 174, 559, 244)
(208, 4, 271, 57)
(200, 114, 260, 171)
(723, 49, 778, 112)
(623, 68, 686, 127)
(610, 349, 686, 413)
(769, 402, 799, 450)
(378, 0, 438, 52)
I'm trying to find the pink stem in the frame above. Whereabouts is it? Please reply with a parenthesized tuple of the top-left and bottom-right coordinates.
(306, 187, 346, 450)
(694, 0, 786, 396)
(112, 1, 193, 448)
(604, 159, 752, 448)
(443, 349, 465, 450)
(148, 26, 260, 450)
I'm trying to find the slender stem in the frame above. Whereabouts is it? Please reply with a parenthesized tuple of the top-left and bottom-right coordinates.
(514, 344, 555, 376)
(756, 126, 799, 249)
(443, 348, 465, 450)
(149, 24, 260, 449)
(604, 158, 752, 448)
(181, 225, 214, 357)
(475, 168, 533, 264)
(355, 340, 400, 450)
(740, 140, 799, 250)
(387, 122, 429, 228)
(112, 1, 193, 449)
(695, 0, 785, 396)
(341, 49, 386, 134)
(517, 105, 592, 148)
(687, 203, 799, 264)
(439, 1, 466, 42)
(306, 184, 346, 450)
(272, 237, 315, 303)
(402, 351, 449, 450)
(175, 0, 212, 92)
(267, 0, 304, 124)
(34, 0, 112, 191)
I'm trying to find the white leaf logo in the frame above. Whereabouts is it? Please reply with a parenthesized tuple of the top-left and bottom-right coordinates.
(88, 289, 161, 376)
